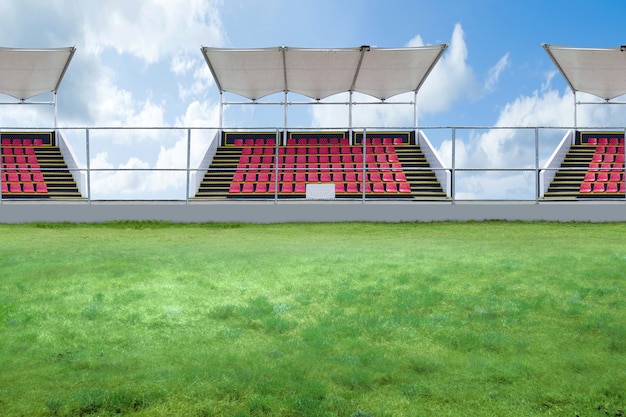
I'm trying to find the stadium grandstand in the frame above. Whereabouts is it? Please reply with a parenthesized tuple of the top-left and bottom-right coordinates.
(1, 45, 626, 222)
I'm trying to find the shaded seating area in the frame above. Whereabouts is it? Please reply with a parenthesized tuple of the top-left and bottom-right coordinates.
(228, 135, 412, 197)
(578, 134, 625, 196)
(1, 137, 49, 197)
(195, 131, 446, 200)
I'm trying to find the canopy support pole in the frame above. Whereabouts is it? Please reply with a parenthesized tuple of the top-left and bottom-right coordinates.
(349, 91, 353, 143)
(53, 91, 58, 145)
(414, 91, 418, 145)
(284, 91, 288, 145)
(573, 91, 578, 131)
(219, 91, 224, 143)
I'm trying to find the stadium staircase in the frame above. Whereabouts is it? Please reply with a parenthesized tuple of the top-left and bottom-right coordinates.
(543, 133, 625, 199)
(1, 136, 83, 200)
(194, 133, 447, 200)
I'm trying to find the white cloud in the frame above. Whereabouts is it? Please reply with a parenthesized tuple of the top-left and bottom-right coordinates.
(485, 53, 510, 93)
(418, 23, 480, 114)
(310, 23, 489, 129)
(80, 0, 224, 64)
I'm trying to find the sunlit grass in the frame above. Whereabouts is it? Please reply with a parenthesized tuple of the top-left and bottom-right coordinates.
(0, 221, 624, 416)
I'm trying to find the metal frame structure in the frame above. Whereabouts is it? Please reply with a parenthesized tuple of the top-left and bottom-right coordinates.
(201, 45, 447, 137)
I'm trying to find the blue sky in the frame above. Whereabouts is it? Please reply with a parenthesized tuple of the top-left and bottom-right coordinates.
(1, 0, 626, 199)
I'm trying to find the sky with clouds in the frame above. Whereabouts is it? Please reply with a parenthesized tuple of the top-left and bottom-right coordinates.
(1, 0, 626, 199)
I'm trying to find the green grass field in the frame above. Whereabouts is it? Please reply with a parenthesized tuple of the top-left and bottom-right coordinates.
(0, 221, 624, 416)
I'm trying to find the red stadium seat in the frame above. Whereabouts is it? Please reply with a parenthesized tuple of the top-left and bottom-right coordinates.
(609, 137, 619, 145)
(335, 183, 345, 193)
(382, 172, 394, 182)
(346, 183, 358, 193)
(242, 183, 255, 193)
(621, 183, 626, 193)
(9, 183, 21, 193)
(587, 137, 597, 145)
(320, 173, 331, 182)
(256, 183, 267, 193)
(294, 183, 306, 193)
(385, 183, 398, 193)
(606, 183, 618, 193)
(399, 183, 411, 193)
(373, 183, 385, 193)
(1, 183, 8, 193)
(233, 139, 244, 146)
(593, 183, 605, 193)
(33, 139, 43, 146)
(596, 173, 608, 182)
(609, 172, 622, 182)
(35, 183, 48, 194)
(598, 138, 608, 145)
(579, 182, 592, 193)
(22, 183, 35, 193)
(359, 182, 372, 193)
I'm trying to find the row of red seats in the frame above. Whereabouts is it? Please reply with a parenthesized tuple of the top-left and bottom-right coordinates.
(2, 147, 37, 156)
(580, 182, 625, 193)
(239, 153, 399, 165)
(3, 172, 46, 183)
(234, 171, 408, 183)
(230, 181, 411, 194)
(232, 137, 404, 146)
(1, 182, 48, 194)
(591, 154, 625, 163)
(584, 172, 623, 183)
(237, 162, 404, 172)
(588, 163, 624, 172)
(586, 137, 624, 146)
(1, 138, 45, 147)
(592, 145, 624, 155)
(3, 155, 39, 165)
(241, 145, 399, 156)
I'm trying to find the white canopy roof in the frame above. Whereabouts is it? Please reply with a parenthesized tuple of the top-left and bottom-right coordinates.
(543, 44, 626, 100)
(201, 45, 448, 101)
(0, 47, 76, 100)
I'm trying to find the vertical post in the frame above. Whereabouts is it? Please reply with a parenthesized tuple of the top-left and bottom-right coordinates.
(413, 91, 418, 132)
(53, 91, 58, 143)
(349, 91, 353, 143)
(86, 128, 91, 203)
(0, 127, 3, 204)
(535, 127, 540, 203)
(361, 128, 367, 202)
(284, 91, 288, 144)
(451, 127, 456, 204)
(186, 128, 191, 204)
(275, 128, 280, 202)
(219, 91, 223, 137)
(573, 91, 577, 134)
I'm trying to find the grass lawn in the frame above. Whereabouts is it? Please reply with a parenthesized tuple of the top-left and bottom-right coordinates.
(0, 221, 624, 416)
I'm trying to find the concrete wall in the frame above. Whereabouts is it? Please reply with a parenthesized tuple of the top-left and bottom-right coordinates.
(1, 200, 625, 223)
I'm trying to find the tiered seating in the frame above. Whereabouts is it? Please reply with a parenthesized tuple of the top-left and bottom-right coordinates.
(1, 138, 48, 196)
(578, 136, 625, 195)
(227, 136, 412, 196)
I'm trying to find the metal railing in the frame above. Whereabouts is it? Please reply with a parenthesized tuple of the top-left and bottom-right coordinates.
(1, 125, 625, 204)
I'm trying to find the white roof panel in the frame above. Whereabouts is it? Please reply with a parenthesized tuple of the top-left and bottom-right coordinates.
(201, 45, 447, 101)
(0, 47, 75, 100)
(543, 44, 626, 100)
